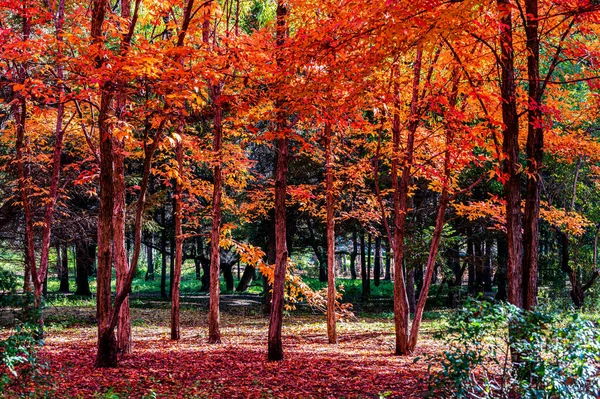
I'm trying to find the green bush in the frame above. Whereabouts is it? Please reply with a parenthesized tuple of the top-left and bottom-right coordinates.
(430, 300, 600, 399)
(0, 270, 45, 390)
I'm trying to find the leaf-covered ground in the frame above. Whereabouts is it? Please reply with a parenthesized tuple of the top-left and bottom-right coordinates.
(6, 307, 439, 398)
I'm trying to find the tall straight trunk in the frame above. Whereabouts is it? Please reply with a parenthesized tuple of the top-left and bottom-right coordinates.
(350, 231, 358, 279)
(407, 269, 416, 314)
(160, 205, 168, 298)
(146, 232, 154, 281)
(467, 228, 475, 295)
(497, 0, 523, 309)
(114, 138, 131, 354)
(75, 243, 93, 296)
(384, 242, 391, 281)
(367, 234, 372, 282)
(374, 236, 381, 287)
(95, 76, 117, 367)
(496, 237, 508, 301)
(324, 122, 337, 344)
(59, 245, 69, 293)
(522, 0, 541, 310)
(360, 232, 369, 301)
(392, 47, 422, 356)
(484, 238, 493, 292)
(474, 233, 484, 295)
(171, 135, 184, 340)
(23, 239, 32, 293)
(267, 0, 288, 362)
(208, 91, 223, 344)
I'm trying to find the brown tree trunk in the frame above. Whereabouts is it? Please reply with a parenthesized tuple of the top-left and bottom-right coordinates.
(75, 242, 93, 297)
(374, 236, 381, 287)
(114, 137, 131, 355)
(350, 230, 358, 279)
(392, 47, 422, 356)
(208, 87, 223, 344)
(497, 0, 523, 309)
(324, 122, 337, 344)
(360, 232, 369, 301)
(146, 232, 154, 281)
(160, 205, 168, 298)
(171, 136, 184, 341)
(59, 245, 69, 293)
(236, 265, 255, 292)
(267, 0, 288, 362)
(522, 0, 541, 311)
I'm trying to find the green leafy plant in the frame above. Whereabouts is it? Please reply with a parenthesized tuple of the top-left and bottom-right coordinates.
(429, 300, 600, 399)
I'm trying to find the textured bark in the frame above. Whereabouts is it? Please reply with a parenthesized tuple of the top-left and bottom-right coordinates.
(497, 0, 523, 309)
(407, 269, 416, 314)
(75, 243, 93, 297)
(325, 122, 337, 344)
(267, 0, 288, 362)
(114, 137, 131, 354)
(160, 205, 168, 298)
(59, 246, 69, 293)
(360, 232, 370, 301)
(496, 237, 508, 301)
(522, 0, 541, 311)
(374, 236, 381, 287)
(391, 47, 422, 356)
(484, 238, 493, 292)
(236, 265, 255, 292)
(171, 137, 184, 341)
(350, 230, 358, 279)
(146, 232, 154, 281)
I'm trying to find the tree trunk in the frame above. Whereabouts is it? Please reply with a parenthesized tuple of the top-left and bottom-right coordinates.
(495, 236, 508, 301)
(497, 0, 523, 309)
(407, 269, 416, 314)
(236, 265, 255, 292)
(222, 262, 234, 292)
(391, 47, 422, 356)
(267, 0, 288, 362)
(325, 122, 337, 344)
(350, 230, 358, 279)
(146, 232, 154, 281)
(384, 242, 391, 281)
(160, 205, 168, 298)
(374, 236, 381, 287)
(484, 238, 493, 292)
(75, 243, 93, 297)
(59, 245, 69, 293)
(360, 232, 370, 301)
(522, 0, 541, 311)
(467, 228, 475, 295)
(114, 137, 131, 355)
(171, 137, 184, 341)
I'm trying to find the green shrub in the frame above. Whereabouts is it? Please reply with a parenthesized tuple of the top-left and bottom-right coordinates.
(430, 300, 600, 399)
(0, 270, 45, 390)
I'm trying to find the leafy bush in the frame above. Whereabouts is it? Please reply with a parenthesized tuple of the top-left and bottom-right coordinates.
(430, 300, 600, 399)
(0, 270, 45, 390)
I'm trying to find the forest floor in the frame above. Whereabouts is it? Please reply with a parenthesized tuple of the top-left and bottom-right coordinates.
(4, 303, 442, 399)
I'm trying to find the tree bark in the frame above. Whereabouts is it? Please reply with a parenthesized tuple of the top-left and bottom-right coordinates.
(160, 205, 168, 298)
(267, 0, 288, 362)
(360, 232, 370, 301)
(497, 0, 523, 309)
(75, 242, 93, 297)
(236, 265, 255, 292)
(325, 122, 337, 344)
(146, 232, 154, 281)
(59, 245, 69, 293)
(391, 47, 422, 356)
(350, 230, 358, 279)
(521, 0, 542, 311)
(171, 134, 184, 341)
(374, 236, 381, 287)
